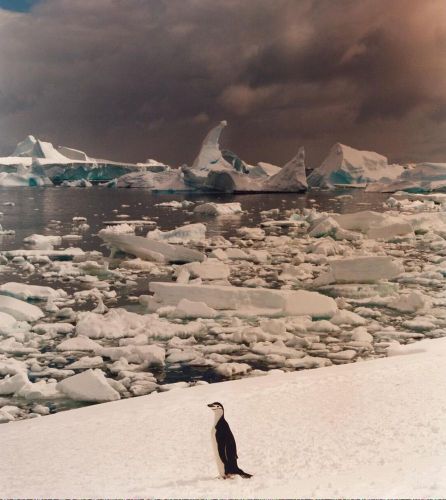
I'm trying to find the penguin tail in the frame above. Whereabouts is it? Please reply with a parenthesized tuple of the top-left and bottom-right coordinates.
(237, 468, 252, 479)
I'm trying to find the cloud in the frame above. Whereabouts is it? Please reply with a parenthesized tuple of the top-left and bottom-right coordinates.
(0, 0, 445, 166)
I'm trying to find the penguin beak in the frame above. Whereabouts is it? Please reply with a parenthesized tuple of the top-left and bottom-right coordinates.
(207, 404, 214, 408)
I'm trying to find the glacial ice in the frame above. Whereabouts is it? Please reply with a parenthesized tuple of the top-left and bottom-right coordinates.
(308, 143, 404, 188)
(366, 162, 446, 193)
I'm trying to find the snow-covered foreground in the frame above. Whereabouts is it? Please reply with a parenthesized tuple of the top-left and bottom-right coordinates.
(1, 337, 445, 498)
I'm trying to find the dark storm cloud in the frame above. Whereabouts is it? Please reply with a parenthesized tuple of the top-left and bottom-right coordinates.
(0, 0, 445, 166)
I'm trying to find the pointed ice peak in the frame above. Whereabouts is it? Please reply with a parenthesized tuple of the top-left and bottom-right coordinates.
(192, 120, 229, 170)
(264, 146, 307, 191)
(11, 135, 70, 162)
(12, 135, 37, 157)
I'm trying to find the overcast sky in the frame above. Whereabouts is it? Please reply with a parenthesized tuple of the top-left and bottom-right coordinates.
(0, 0, 445, 167)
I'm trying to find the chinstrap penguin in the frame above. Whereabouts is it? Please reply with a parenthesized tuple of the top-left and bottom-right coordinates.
(207, 402, 252, 479)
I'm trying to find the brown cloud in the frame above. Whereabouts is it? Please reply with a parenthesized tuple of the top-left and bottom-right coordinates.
(0, 0, 445, 167)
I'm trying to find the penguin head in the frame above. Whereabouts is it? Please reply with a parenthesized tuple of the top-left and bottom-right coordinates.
(207, 402, 224, 416)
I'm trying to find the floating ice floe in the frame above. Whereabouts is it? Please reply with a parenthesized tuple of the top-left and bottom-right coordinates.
(0, 295, 44, 321)
(332, 211, 414, 240)
(0, 282, 67, 302)
(98, 228, 205, 263)
(57, 369, 120, 402)
(148, 282, 338, 318)
(193, 202, 242, 216)
(307, 143, 404, 188)
(313, 256, 404, 286)
(23, 234, 62, 249)
(147, 223, 206, 244)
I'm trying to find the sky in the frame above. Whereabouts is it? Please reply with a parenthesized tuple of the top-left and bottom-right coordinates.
(0, 0, 445, 167)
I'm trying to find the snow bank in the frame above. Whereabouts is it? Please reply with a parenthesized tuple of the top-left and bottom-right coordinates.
(1, 338, 446, 497)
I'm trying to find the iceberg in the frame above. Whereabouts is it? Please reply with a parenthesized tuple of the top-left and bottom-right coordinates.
(181, 121, 233, 188)
(308, 143, 404, 188)
(1, 135, 154, 185)
(366, 162, 446, 193)
(115, 169, 192, 191)
(205, 146, 308, 193)
(182, 121, 307, 193)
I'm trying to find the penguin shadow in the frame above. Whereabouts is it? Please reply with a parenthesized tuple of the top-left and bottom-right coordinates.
(152, 475, 214, 489)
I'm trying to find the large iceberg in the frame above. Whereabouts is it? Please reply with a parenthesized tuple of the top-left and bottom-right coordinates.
(307, 143, 404, 188)
(182, 121, 307, 193)
(204, 146, 307, 193)
(366, 162, 446, 193)
(0, 135, 153, 185)
(181, 121, 234, 189)
(115, 168, 191, 191)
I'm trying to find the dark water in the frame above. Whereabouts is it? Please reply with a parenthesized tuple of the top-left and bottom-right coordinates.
(0, 186, 390, 253)
(0, 186, 394, 413)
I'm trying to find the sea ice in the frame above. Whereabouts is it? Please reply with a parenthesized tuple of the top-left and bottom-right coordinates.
(314, 256, 404, 286)
(0, 295, 44, 321)
(57, 369, 120, 402)
(193, 202, 242, 216)
(149, 282, 337, 318)
(98, 229, 205, 263)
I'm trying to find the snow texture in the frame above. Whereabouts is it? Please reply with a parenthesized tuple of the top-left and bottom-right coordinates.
(1, 338, 446, 497)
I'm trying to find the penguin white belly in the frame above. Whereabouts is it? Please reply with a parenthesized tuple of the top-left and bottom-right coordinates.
(211, 428, 225, 476)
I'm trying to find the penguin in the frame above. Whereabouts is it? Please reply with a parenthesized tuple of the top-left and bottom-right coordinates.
(207, 402, 252, 479)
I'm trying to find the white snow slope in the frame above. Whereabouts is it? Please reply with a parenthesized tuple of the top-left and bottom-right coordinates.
(1, 337, 445, 498)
